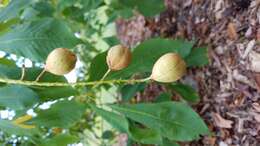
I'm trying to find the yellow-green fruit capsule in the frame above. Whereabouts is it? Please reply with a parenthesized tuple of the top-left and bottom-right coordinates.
(151, 53, 186, 83)
(45, 48, 77, 75)
(106, 45, 131, 71)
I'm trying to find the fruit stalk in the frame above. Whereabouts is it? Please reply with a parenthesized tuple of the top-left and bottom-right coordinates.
(35, 69, 46, 82)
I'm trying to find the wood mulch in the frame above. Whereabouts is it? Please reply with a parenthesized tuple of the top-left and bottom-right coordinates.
(116, 0, 260, 145)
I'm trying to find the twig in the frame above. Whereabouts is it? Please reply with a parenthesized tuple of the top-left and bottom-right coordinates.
(0, 77, 151, 87)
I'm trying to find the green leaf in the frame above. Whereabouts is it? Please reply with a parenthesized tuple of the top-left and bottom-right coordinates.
(186, 47, 209, 67)
(0, 57, 15, 66)
(90, 105, 162, 144)
(161, 139, 179, 146)
(110, 102, 209, 141)
(57, 0, 75, 11)
(88, 51, 108, 81)
(31, 100, 85, 128)
(0, 64, 77, 100)
(170, 83, 200, 103)
(0, 0, 33, 22)
(121, 0, 165, 17)
(121, 83, 146, 101)
(102, 130, 114, 139)
(0, 18, 80, 62)
(0, 64, 64, 81)
(58, 0, 102, 12)
(90, 104, 129, 133)
(32, 1, 54, 17)
(155, 93, 172, 103)
(0, 119, 38, 136)
(89, 38, 194, 80)
(0, 18, 19, 35)
(81, 0, 103, 11)
(39, 134, 79, 146)
(103, 36, 120, 47)
(35, 86, 78, 101)
(0, 85, 39, 110)
(129, 123, 163, 144)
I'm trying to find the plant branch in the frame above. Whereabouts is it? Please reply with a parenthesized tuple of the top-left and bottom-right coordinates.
(0, 77, 151, 87)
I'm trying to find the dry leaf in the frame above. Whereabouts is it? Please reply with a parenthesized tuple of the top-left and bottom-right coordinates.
(257, 28, 260, 41)
(242, 40, 255, 59)
(219, 141, 228, 146)
(212, 113, 233, 128)
(249, 51, 260, 72)
(227, 22, 238, 40)
(203, 136, 216, 145)
(253, 113, 260, 122)
(254, 73, 260, 92)
(252, 103, 260, 112)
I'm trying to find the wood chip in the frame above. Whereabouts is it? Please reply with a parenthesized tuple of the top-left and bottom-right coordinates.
(219, 141, 228, 146)
(249, 51, 260, 72)
(212, 113, 233, 128)
(254, 73, 260, 92)
(233, 70, 256, 89)
(242, 40, 255, 59)
(252, 103, 260, 112)
(253, 113, 260, 122)
(227, 22, 238, 40)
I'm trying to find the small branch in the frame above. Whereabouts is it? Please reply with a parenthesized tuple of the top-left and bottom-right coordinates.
(0, 77, 150, 87)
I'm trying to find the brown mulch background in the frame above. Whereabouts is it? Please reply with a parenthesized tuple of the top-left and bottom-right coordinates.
(116, 0, 260, 145)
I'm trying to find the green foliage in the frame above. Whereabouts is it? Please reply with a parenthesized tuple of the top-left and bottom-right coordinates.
(39, 134, 79, 146)
(0, 0, 33, 22)
(0, 64, 77, 101)
(155, 93, 172, 103)
(89, 38, 195, 80)
(31, 100, 85, 128)
(0, 0, 210, 145)
(120, 0, 165, 17)
(129, 123, 162, 144)
(88, 51, 108, 81)
(110, 102, 209, 141)
(90, 105, 162, 144)
(0, 85, 39, 110)
(170, 83, 200, 103)
(0, 119, 38, 136)
(186, 47, 209, 67)
(0, 18, 80, 62)
(120, 83, 146, 101)
(0, 57, 15, 66)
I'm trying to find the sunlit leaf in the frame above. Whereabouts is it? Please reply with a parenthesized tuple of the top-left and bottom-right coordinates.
(31, 100, 85, 128)
(0, 85, 39, 110)
(0, 18, 80, 62)
(111, 102, 209, 141)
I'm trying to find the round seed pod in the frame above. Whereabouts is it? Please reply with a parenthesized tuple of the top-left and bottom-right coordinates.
(106, 45, 131, 71)
(151, 53, 186, 83)
(45, 48, 77, 75)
